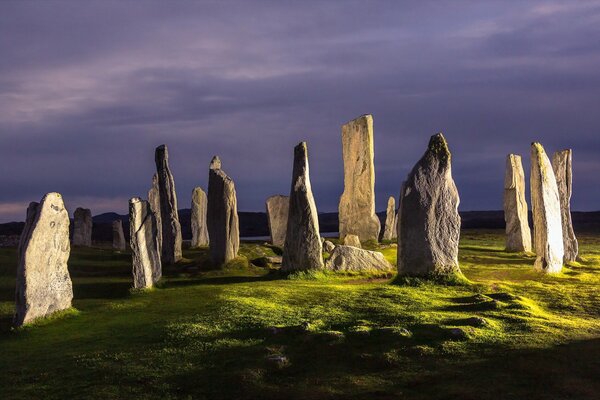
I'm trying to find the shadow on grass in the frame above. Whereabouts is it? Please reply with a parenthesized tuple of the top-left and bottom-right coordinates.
(72, 280, 132, 300)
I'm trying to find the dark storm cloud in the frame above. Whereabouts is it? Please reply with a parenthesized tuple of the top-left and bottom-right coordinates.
(1, 1, 599, 222)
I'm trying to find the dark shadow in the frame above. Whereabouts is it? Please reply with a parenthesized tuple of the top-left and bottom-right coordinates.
(160, 273, 281, 288)
(72, 280, 132, 300)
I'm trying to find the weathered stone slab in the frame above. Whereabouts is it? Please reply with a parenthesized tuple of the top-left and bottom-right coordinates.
(129, 197, 162, 289)
(266, 195, 289, 247)
(282, 142, 324, 271)
(191, 187, 209, 248)
(72, 207, 92, 247)
(155, 145, 182, 264)
(326, 245, 393, 273)
(382, 196, 396, 241)
(338, 115, 381, 242)
(530, 143, 564, 273)
(552, 149, 578, 262)
(323, 240, 336, 253)
(397, 133, 461, 276)
(112, 219, 126, 251)
(148, 173, 162, 255)
(343, 234, 362, 248)
(503, 154, 532, 252)
(207, 156, 240, 266)
(15, 193, 73, 327)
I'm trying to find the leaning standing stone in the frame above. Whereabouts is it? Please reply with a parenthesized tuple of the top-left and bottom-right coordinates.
(282, 142, 324, 271)
(397, 133, 461, 276)
(155, 145, 182, 264)
(72, 207, 92, 247)
(14, 193, 73, 327)
(530, 143, 564, 273)
(382, 196, 396, 241)
(503, 154, 532, 252)
(112, 220, 126, 251)
(148, 173, 162, 255)
(266, 195, 289, 247)
(191, 187, 209, 248)
(129, 197, 162, 289)
(338, 115, 381, 242)
(207, 156, 240, 266)
(552, 149, 578, 262)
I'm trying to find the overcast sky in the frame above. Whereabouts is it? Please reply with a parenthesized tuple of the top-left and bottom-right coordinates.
(1, 1, 599, 222)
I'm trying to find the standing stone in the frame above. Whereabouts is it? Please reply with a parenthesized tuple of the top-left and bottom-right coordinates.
(266, 195, 289, 247)
(503, 154, 532, 252)
(148, 173, 163, 255)
(530, 143, 564, 273)
(207, 156, 240, 266)
(338, 115, 381, 242)
(112, 220, 126, 251)
(382, 196, 396, 241)
(155, 145, 182, 264)
(129, 197, 162, 289)
(191, 187, 209, 248)
(343, 234, 362, 248)
(72, 207, 92, 247)
(14, 193, 73, 327)
(282, 142, 324, 271)
(397, 133, 461, 276)
(552, 149, 578, 262)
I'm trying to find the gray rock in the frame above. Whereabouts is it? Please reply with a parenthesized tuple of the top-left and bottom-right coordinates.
(191, 187, 209, 248)
(325, 245, 393, 273)
(207, 156, 240, 266)
(338, 115, 381, 242)
(343, 234, 362, 248)
(129, 197, 162, 288)
(155, 145, 182, 264)
(282, 142, 324, 271)
(552, 149, 578, 262)
(503, 154, 532, 252)
(382, 196, 396, 241)
(112, 220, 126, 251)
(266, 195, 289, 247)
(14, 193, 73, 327)
(72, 207, 92, 247)
(148, 173, 162, 255)
(530, 143, 564, 273)
(266, 256, 283, 264)
(397, 133, 461, 276)
(323, 240, 336, 253)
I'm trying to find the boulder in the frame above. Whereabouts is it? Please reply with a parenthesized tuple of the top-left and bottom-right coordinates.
(191, 187, 209, 248)
(14, 193, 73, 327)
(338, 115, 381, 242)
(155, 144, 182, 264)
(282, 142, 324, 271)
(266, 195, 289, 247)
(530, 143, 564, 273)
(129, 197, 162, 288)
(397, 133, 461, 276)
(147, 173, 162, 254)
(503, 154, 532, 252)
(72, 207, 92, 247)
(552, 149, 578, 262)
(112, 219, 126, 251)
(382, 196, 396, 240)
(325, 245, 393, 273)
(323, 240, 336, 253)
(343, 234, 362, 248)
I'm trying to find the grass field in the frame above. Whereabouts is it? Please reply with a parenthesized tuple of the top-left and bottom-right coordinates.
(1, 230, 599, 399)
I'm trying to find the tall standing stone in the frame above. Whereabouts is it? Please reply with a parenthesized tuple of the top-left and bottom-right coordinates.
(282, 142, 324, 271)
(503, 154, 532, 252)
(207, 156, 240, 266)
(530, 143, 564, 273)
(552, 149, 578, 263)
(266, 195, 289, 247)
(14, 193, 73, 327)
(148, 173, 163, 255)
(112, 220, 126, 251)
(397, 133, 461, 276)
(155, 145, 182, 264)
(191, 187, 209, 248)
(338, 115, 381, 242)
(72, 207, 92, 247)
(382, 196, 396, 241)
(129, 197, 162, 289)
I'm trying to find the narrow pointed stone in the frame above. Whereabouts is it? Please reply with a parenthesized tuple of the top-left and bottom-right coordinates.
(155, 145, 182, 264)
(129, 197, 162, 289)
(73, 207, 92, 247)
(530, 143, 564, 273)
(338, 114, 381, 242)
(112, 220, 126, 251)
(552, 149, 578, 262)
(191, 187, 209, 248)
(397, 133, 461, 276)
(282, 142, 324, 271)
(266, 195, 289, 247)
(503, 154, 532, 252)
(148, 173, 162, 255)
(382, 196, 396, 241)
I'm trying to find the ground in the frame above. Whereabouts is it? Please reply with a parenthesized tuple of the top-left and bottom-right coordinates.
(1, 230, 599, 400)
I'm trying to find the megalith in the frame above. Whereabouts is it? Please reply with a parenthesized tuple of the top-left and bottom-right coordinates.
(382, 196, 396, 241)
(191, 187, 209, 248)
(343, 234, 362, 248)
(338, 114, 381, 242)
(73, 207, 92, 247)
(326, 245, 393, 273)
(503, 154, 532, 252)
(266, 195, 289, 247)
(129, 197, 162, 289)
(397, 133, 461, 276)
(207, 156, 240, 266)
(148, 173, 163, 255)
(155, 145, 182, 264)
(530, 143, 564, 273)
(14, 193, 73, 327)
(112, 220, 126, 251)
(282, 142, 324, 271)
(552, 149, 578, 262)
